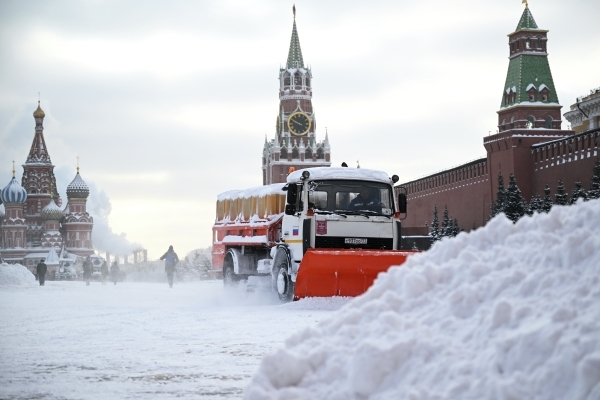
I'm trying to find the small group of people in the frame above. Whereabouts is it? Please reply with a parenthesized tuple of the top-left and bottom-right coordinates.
(35, 245, 179, 288)
(82, 256, 120, 286)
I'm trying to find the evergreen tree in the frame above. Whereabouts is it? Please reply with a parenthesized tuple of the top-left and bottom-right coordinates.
(451, 218, 461, 237)
(429, 206, 440, 242)
(490, 173, 506, 219)
(503, 174, 528, 223)
(529, 193, 544, 214)
(542, 185, 553, 213)
(570, 181, 587, 204)
(555, 179, 568, 206)
(588, 160, 600, 200)
(441, 206, 450, 238)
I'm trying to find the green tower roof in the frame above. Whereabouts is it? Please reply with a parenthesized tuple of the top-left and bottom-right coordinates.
(515, 6, 538, 31)
(501, 55, 559, 109)
(500, 7, 558, 109)
(286, 19, 304, 69)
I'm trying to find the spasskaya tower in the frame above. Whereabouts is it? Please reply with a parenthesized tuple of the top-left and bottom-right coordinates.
(262, 6, 331, 185)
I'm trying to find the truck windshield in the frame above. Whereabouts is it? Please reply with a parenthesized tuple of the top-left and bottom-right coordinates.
(307, 180, 394, 216)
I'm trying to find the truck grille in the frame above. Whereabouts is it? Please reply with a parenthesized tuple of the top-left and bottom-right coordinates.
(314, 236, 394, 250)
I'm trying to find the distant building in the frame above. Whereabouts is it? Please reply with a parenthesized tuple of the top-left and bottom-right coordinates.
(0, 102, 95, 271)
(399, 5, 598, 234)
(262, 8, 331, 185)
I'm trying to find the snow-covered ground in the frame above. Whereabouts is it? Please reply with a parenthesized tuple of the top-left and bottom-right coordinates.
(0, 276, 349, 399)
(247, 199, 600, 400)
(2, 200, 599, 399)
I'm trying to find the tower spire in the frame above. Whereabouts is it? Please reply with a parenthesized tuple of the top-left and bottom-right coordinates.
(286, 6, 304, 69)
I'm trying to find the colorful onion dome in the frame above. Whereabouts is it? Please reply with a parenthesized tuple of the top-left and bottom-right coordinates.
(41, 199, 64, 220)
(33, 101, 45, 118)
(66, 172, 89, 198)
(1, 177, 27, 204)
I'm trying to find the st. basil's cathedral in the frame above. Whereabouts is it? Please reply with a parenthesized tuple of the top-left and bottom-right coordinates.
(0, 101, 94, 268)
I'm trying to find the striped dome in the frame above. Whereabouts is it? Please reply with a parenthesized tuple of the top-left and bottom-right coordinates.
(1, 177, 27, 204)
(66, 172, 89, 198)
(41, 199, 64, 220)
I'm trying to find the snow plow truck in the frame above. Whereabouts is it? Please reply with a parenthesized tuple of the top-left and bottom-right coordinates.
(211, 167, 418, 301)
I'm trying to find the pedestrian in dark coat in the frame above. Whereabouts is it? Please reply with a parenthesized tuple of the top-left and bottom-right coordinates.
(100, 261, 109, 285)
(110, 261, 120, 285)
(82, 256, 92, 286)
(36, 259, 47, 286)
(160, 245, 179, 288)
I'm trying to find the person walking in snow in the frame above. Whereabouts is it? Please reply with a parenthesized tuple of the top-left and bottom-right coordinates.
(110, 261, 120, 285)
(82, 256, 92, 286)
(100, 261, 109, 285)
(36, 258, 47, 286)
(160, 245, 179, 288)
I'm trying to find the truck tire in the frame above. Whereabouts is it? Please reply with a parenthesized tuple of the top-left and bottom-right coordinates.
(276, 261, 294, 302)
(223, 265, 237, 287)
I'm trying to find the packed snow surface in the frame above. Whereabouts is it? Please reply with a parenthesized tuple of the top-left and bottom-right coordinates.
(0, 277, 350, 399)
(0, 263, 36, 286)
(246, 199, 600, 400)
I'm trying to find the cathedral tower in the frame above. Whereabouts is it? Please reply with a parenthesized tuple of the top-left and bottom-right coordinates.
(262, 7, 331, 185)
(21, 101, 60, 247)
(62, 167, 94, 256)
(0, 166, 28, 258)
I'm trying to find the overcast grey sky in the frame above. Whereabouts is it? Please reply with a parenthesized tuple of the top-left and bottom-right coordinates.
(1, 0, 598, 259)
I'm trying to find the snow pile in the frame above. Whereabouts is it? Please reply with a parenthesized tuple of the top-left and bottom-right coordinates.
(246, 199, 600, 400)
(0, 263, 36, 286)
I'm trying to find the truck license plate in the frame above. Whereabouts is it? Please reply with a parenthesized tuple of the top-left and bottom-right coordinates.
(345, 238, 367, 245)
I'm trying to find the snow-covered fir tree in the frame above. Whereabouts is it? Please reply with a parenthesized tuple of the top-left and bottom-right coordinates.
(529, 194, 544, 214)
(503, 174, 528, 223)
(441, 206, 450, 238)
(451, 218, 461, 237)
(569, 181, 587, 204)
(490, 173, 506, 219)
(555, 180, 568, 206)
(542, 185, 553, 213)
(429, 206, 440, 242)
(588, 160, 600, 200)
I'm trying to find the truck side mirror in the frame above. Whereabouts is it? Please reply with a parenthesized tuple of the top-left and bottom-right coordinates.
(285, 204, 296, 215)
(286, 184, 298, 205)
(398, 193, 407, 214)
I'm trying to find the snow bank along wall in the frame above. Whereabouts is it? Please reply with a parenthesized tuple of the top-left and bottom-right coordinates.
(398, 6, 599, 234)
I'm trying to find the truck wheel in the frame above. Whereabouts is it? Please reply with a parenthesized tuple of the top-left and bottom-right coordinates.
(223, 265, 237, 287)
(276, 263, 294, 302)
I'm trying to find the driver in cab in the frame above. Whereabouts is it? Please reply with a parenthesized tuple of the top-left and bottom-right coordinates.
(348, 188, 379, 211)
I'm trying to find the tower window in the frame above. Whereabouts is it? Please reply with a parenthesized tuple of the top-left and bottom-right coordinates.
(526, 40, 530, 49)
(294, 72, 302, 86)
(526, 115, 535, 129)
(284, 74, 290, 86)
(544, 116, 553, 129)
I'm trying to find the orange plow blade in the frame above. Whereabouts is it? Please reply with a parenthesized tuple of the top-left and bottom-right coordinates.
(294, 249, 418, 300)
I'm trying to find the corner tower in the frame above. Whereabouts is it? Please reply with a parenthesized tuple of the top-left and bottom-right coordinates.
(262, 7, 331, 185)
(497, 4, 561, 131)
(484, 3, 571, 203)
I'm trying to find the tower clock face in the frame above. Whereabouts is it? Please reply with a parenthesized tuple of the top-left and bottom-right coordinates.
(288, 112, 311, 136)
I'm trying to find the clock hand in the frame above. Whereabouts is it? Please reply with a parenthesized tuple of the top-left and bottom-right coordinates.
(292, 119, 304, 127)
